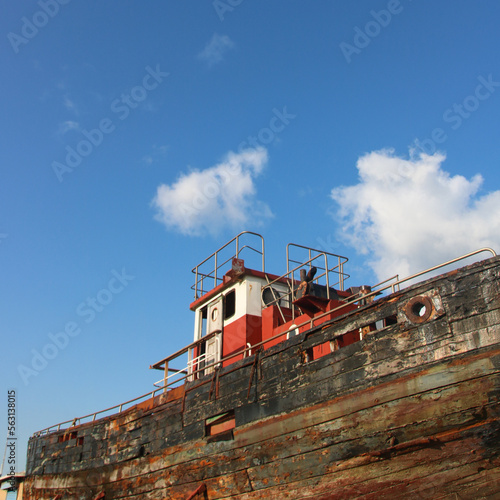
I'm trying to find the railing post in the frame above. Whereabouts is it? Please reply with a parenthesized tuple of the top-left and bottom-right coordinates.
(261, 235, 265, 273)
(164, 361, 169, 393)
(214, 252, 218, 288)
(324, 253, 330, 299)
(339, 257, 344, 291)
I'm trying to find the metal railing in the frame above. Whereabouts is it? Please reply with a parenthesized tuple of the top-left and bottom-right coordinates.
(287, 243, 349, 292)
(32, 247, 496, 438)
(384, 247, 497, 293)
(31, 389, 164, 437)
(298, 247, 498, 331)
(153, 337, 220, 387)
(262, 245, 350, 321)
(191, 231, 265, 299)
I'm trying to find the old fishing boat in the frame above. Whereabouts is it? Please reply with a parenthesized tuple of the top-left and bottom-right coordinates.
(24, 232, 500, 499)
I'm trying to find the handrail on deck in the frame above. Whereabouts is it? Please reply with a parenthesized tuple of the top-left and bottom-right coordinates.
(32, 247, 496, 438)
(287, 242, 349, 292)
(191, 231, 265, 298)
(386, 247, 496, 293)
(262, 245, 350, 320)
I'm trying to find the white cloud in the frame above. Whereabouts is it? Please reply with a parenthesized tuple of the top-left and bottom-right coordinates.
(152, 147, 272, 236)
(331, 149, 500, 280)
(63, 95, 78, 114)
(56, 120, 80, 136)
(197, 34, 235, 67)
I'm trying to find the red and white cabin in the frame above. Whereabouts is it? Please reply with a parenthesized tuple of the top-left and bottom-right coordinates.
(185, 232, 369, 379)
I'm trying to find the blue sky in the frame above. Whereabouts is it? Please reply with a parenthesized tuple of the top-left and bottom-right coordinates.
(2, 1, 500, 472)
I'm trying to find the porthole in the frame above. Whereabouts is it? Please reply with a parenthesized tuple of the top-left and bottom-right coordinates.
(211, 307, 218, 321)
(404, 296, 433, 323)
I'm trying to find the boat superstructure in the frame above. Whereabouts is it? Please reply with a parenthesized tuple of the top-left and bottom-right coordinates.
(152, 232, 363, 387)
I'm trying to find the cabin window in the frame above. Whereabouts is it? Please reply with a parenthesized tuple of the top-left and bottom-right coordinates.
(200, 306, 208, 338)
(224, 290, 236, 320)
(206, 410, 235, 441)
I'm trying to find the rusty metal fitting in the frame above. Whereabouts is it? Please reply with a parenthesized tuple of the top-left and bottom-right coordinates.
(404, 295, 434, 324)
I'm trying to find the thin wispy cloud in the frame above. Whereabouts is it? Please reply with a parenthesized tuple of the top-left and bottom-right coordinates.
(152, 147, 272, 236)
(56, 120, 80, 136)
(141, 144, 169, 165)
(330, 149, 500, 280)
(63, 94, 78, 114)
(197, 34, 235, 67)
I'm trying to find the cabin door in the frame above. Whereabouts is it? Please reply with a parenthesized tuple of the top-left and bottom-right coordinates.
(205, 297, 223, 373)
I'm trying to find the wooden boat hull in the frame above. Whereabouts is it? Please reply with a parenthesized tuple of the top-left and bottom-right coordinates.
(24, 257, 500, 499)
